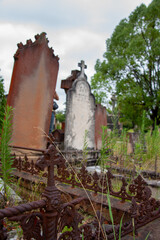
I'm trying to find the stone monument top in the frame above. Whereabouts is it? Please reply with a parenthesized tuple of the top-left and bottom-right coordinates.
(61, 60, 87, 93)
(7, 33, 59, 149)
(78, 60, 87, 80)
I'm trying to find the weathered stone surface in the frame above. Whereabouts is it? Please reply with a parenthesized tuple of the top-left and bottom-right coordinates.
(7, 33, 59, 149)
(95, 103, 107, 149)
(61, 70, 80, 93)
(64, 61, 95, 150)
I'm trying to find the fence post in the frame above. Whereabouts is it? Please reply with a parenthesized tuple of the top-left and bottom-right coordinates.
(36, 145, 64, 240)
(42, 166, 61, 240)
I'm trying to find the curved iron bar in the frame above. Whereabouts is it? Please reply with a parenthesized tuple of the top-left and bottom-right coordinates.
(0, 199, 46, 219)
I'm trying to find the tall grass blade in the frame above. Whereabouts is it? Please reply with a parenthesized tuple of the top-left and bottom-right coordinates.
(145, 232, 150, 240)
(119, 214, 124, 240)
(106, 192, 116, 239)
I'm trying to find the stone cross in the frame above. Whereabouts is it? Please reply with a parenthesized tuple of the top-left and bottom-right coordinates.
(78, 60, 87, 76)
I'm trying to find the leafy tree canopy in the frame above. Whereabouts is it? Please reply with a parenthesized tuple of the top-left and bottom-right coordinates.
(56, 110, 65, 123)
(91, 0, 160, 128)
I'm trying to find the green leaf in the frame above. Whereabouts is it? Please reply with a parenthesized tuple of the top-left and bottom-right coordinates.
(91, 0, 160, 128)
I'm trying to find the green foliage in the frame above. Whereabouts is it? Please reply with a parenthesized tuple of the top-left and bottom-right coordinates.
(98, 126, 120, 170)
(56, 123, 61, 130)
(0, 76, 6, 132)
(145, 232, 150, 240)
(91, 0, 160, 128)
(61, 226, 73, 234)
(119, 129, 128, 157)
(99, 126, 110, 170)
(0, 105, 14, 196)
(107, 193, 116, 239)
(145, 124, 160, 162)
(119, 214, 124, 240)
(56, 110, 65, 123)
(0, 76, 5, 101)
(134, 111, 146, 157)
(106, 182, 116, 239)
(82, 130, 88, 165)
(132, 218, 136, 240)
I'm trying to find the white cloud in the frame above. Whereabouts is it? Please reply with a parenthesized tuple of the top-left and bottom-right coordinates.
(47, 28, 107, 110)
(0, 0, 153, 111)
(0, 22, 43, 91)
(1, 0, 44, 6)
(0, 22, 107, 110)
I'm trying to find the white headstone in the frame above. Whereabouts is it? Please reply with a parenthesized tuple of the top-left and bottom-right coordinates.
(64, 61, 95, 150)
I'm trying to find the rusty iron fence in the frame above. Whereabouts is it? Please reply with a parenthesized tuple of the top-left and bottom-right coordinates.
(0, 145, 160, 239)
(12, 146, 159, 204)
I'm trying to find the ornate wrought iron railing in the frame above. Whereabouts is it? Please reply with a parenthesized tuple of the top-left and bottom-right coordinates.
(0, 145, 160, 239)
(12, 147, 160, 204)
(0, 145, 103, 239)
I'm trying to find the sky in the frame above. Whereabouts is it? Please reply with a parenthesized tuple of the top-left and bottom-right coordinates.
(0, 0, 152, 110)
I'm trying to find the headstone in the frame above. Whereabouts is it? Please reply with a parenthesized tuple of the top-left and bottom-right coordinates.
(61, 70, 80, 93)
(95, 103, 107, 149)
(64, 60, 95, 150)
(7, 33, 59, 149)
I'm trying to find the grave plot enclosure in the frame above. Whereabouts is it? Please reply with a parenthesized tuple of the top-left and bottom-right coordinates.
(1, 145, 160, 239)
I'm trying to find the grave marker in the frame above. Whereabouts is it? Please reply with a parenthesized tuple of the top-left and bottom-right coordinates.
(64, 61, 95, 150)
(7, 33, 59, 149)
(95, 103, 107, 149)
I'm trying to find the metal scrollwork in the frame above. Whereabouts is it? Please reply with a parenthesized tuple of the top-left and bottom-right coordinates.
(8, 145, 160, 239)
(13, 147, 157, 204)
(9, 213, 43, 240)
(58, 204, 83, 240)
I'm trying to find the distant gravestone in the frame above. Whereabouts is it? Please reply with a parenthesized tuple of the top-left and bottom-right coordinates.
(64, 61, 95, 150)
(7, 33, 59, 149)
(95, 104, 107, 150)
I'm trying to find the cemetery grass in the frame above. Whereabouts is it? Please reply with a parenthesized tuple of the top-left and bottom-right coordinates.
(1, 127, 154, 239)
(106, 126, 160, 173)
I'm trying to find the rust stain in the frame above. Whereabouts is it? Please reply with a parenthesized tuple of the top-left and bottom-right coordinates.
(7, 33, 59, 149)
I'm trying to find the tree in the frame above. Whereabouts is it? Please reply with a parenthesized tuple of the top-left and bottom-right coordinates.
(56, 110, 65, 123)
(0, 75, 6, 132)
(91, 0, 160, 128)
